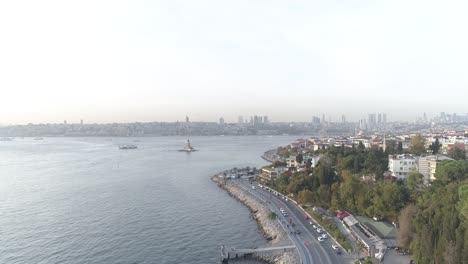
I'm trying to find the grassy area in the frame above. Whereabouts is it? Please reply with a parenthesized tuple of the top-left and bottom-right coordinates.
(306, 208, 354, 252)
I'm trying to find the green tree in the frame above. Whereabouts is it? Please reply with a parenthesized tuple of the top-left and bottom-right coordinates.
(409, 134, 426, 156)
(397, 141, 403, 154)
(268, 211, 277, 219)
(435, 160, 468, 183)
(448, 147, 467, 160)
(357, 141, 365, 152)
(406, 171, 424, 197)
(297, 189, 315, 204)
(429, 137, 441, 154)
(296, 153, 304, 164)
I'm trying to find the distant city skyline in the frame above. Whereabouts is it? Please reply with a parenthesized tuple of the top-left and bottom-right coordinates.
(2, 111, 468, 126)
(1, 1, 468, 125)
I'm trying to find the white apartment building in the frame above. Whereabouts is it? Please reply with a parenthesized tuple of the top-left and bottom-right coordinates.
(388, 154, 417, 179)
(417, 155, 453, 183)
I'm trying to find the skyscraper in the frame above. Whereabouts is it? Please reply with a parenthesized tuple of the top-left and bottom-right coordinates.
(238, 116, 243, 124)
(219, 117, 225, 125)
(185, 116, 190, 123)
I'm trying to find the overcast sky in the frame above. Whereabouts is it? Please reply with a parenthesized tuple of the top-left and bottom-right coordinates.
(1, 0, 467, 124)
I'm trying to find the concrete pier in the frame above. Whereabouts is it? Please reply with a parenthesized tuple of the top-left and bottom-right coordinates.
(221, 245, 296, 263)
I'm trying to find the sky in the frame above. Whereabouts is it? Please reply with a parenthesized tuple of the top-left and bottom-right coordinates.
(1, 0, 468, 124)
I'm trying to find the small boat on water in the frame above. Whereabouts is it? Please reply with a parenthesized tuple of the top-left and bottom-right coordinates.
(178, 139, 197, 152)
(119, 144, 138, 150)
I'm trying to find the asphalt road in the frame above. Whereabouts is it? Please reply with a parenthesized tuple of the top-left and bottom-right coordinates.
(238, 179, 355, 264)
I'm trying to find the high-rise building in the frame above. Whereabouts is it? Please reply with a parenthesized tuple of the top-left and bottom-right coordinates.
(342, 115, 346, 123)
(440, 112, 446, 121)
(383, 113, 387, 123)
(312, 116, 320, 124)
(238, 116, 243, 124)
(263, 116, 269, 124)
(253, 115, 262, 126)
(368, 113, 376, 129)
(185, 116, 190, 123)
(80, 119, 83, 126)
(378, 113, 382, 124)
(359, 119, 367, 130)
(219, 117, 225, 125)
(322, 114, 326, 123)
(64, 120, 67, 125)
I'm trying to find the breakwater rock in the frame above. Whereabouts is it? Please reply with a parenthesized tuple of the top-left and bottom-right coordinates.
(212, 175, 299, 264)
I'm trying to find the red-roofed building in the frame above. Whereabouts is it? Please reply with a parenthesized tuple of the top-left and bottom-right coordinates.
(337, 211, 350, 219)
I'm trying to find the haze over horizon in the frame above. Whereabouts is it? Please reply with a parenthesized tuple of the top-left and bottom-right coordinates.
(1, 0, 468, 125)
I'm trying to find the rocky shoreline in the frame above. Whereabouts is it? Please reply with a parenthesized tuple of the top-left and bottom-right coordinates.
(212, 175, 299, 264)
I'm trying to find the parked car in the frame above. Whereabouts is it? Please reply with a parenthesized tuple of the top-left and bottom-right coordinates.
(332, 245, 338, 250)
(312, 224, 317, 229)
(309, 221, 313, 225)
(316, 228, 322, 233)
(321, 233, 328, 239)
(318, 236, 324, 242)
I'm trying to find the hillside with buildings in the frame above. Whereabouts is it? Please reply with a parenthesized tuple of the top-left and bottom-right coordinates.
(257, 132, 468, 263)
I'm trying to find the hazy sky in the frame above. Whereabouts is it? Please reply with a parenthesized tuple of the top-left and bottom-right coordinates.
(1, 0, 468, 124)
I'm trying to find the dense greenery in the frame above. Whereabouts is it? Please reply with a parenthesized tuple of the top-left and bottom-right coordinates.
(409, 159, 468, 263)
(268, 144, 468, 263)
(271, 145, 407, 220)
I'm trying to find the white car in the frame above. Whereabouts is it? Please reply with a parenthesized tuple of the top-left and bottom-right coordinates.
(318, 236, 325, 242)
(309, 221, 313, 225)
(312, 224, 317, 229)
(316, 228, 322, 233)
(251, 186, 256, 190)
(332, 245, 339, 250)
(321, 233, 328, 239)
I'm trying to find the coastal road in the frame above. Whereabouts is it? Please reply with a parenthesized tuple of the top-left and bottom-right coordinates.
(238, 179, 354, 264)
(235, 181, 313, 264)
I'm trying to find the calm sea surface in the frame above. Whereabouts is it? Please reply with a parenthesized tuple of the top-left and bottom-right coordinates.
(0, 136, 298, 264)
